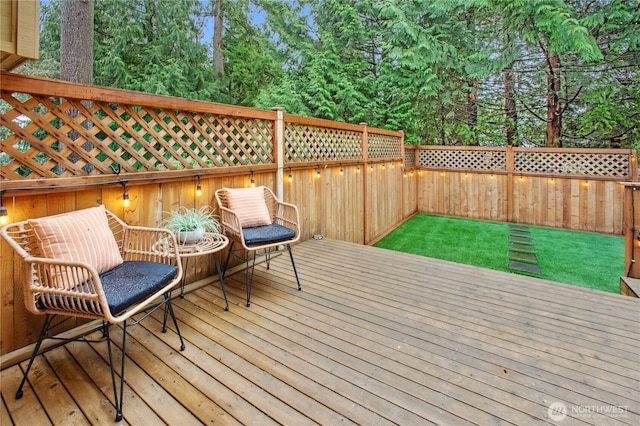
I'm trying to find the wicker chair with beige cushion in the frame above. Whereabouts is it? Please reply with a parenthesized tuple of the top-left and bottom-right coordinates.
(215, 186, 301, 307)
(0, 205, 184, 422)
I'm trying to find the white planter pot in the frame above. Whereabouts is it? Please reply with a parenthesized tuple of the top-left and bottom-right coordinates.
(177, 228, 205, 244)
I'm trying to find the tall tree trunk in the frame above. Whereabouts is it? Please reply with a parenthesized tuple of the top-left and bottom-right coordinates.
(143, 0, 156, 45)
(545, 51, 562, 147)
(467, 79, 478, 145)
(465, 9, 478, 146)
(60, 0, 94, 84)
(60, 0, 94, 175)
(213, 0, 224, 79)
(503, 62, 517, 146)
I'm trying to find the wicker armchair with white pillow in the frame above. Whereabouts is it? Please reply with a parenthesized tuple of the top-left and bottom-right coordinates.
(0, 205, 184, 422)
(215, 186, 301, 307)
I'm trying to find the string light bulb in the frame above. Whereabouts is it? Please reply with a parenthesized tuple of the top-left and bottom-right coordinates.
(316, 164, 321, 178)
(0, 191, 8, 225)
(357, 166, 360, 174)
(288, 166, 292, 183)
(0, 206, 7, 225)
(340, 163, 344, 176)
(120, 181, 130, 208)
(250, 169, 255, 187)
(195, 174, 202, 197)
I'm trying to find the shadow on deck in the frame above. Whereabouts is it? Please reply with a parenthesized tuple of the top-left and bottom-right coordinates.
(2, 239, 639, 425)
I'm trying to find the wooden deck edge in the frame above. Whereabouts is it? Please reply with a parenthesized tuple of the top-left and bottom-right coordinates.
(620, 276, 640, 297)
(0, 321, 102, 370)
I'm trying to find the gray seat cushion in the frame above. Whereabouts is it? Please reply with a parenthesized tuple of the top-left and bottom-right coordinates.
(100, 261, 178, 315)
(243, 224, 295, 246)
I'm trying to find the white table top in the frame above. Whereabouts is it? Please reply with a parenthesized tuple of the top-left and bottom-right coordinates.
(175, 232, 229, 258)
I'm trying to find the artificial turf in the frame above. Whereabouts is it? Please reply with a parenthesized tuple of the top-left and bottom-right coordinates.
(374, 214, 624, 293)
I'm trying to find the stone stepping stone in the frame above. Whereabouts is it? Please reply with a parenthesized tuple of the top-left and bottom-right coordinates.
(509, 230, 531, 237)
(509, 235, 533, 243)
(509, 242, 535, 252)
(509, 260, 542, 275)
(509, 251, 538, 262)
(508, 224, 529, 231)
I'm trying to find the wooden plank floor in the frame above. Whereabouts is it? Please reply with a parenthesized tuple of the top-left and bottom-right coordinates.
(2, 238, 639, 425)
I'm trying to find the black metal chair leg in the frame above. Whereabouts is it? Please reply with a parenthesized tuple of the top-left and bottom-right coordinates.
(15, 314, 54, 399)
(162, 295, 169, 333)
(101, 320, 109, 338)
(222, 240, 235, 279)
(164, 293, 186, 351)
(179, 258, 190, 298)
(246, 251, 258, 307)
(106, 322, 125, 422)
(287, 244, 302, 291)
(214, 253, 229, 311)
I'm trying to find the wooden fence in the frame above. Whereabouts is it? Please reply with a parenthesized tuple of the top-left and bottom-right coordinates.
(0, 72, 636, 355)
(411, 145, 636, 234)
(0, 73, 409, 354)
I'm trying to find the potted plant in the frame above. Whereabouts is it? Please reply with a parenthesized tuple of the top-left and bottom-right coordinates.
(162, 206, 221, 244)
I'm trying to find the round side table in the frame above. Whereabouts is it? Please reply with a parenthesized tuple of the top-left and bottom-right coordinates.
(176, 233, 230, 310)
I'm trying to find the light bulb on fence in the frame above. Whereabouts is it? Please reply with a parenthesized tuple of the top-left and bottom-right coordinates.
(0, 206, 8, 225)
(120, 181, 130, 208)
(0, 191, 7, 224)
(196, 175, 202, 197)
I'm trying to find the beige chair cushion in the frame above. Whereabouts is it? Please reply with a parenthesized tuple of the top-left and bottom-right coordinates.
(224, 186, 272, 228)
(29, 205, 124, 286)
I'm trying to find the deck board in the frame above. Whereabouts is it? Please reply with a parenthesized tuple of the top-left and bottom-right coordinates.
(1, 239, 639, 425)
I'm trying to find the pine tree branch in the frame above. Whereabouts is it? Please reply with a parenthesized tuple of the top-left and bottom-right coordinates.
(516, 95, 547, 123)
(559, 85, 583, 116)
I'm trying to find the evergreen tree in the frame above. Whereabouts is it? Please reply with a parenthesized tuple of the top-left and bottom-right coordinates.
(25, 0, 640, 148)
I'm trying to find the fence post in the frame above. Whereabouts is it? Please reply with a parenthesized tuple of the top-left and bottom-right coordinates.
(623, 152, 640, 280)
(272, 107, 284, 200)
(622, 183, 640, 279)
(506, 145, 514, 223)
(631, 150, 638, 181)
(361, 122, 369, 244)
(400, 130, 406, 221)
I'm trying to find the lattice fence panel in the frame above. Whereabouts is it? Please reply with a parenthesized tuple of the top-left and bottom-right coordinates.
(284, 123, 362, 162)
(515, 151, 630, 177)
(404, 148, 416, 168)
(368, 133, 402, 159)
(0, 92, 273, 180)
(418, 148, 507, 171)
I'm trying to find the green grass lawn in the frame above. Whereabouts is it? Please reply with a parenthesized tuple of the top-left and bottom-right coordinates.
(374, 214, 624, 293)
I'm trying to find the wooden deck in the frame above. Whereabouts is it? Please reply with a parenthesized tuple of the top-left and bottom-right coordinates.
(2, 239, 639, 425)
